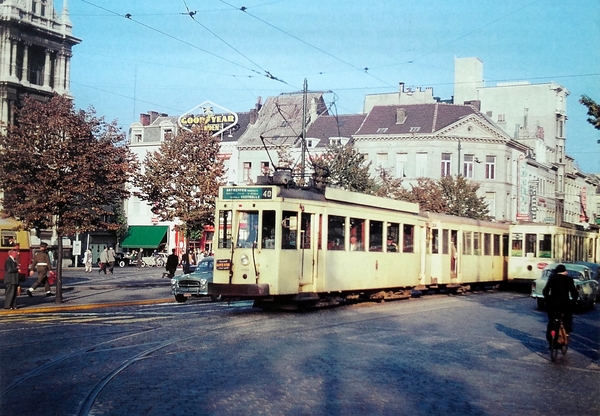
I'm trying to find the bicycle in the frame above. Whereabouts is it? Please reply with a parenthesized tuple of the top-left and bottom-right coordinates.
(548, 314, 568, 362)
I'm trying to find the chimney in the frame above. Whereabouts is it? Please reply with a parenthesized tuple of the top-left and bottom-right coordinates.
(140, 113, 150, 126)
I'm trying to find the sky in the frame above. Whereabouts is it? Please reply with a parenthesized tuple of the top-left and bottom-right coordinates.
(66, 0, 600, 172)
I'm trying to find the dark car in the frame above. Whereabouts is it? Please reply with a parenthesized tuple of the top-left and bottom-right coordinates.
(115, 252, 133, 268)
(170, 257, 220, 302)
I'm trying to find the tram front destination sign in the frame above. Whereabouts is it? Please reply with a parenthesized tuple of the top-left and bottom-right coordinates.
(222, 187, 274, 200)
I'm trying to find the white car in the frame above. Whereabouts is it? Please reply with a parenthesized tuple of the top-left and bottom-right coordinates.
(531, 263, 599, 309)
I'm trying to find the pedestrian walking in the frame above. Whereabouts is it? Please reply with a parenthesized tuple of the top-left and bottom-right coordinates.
(83, 248, 93, 273)
(98, 247, 109, 274)
(4, 248, 19, 309)
(107, 247, 116, 274)
(165, 248, 179, 278)
(27, 242, 53, 297)
(136, 248, 143, 270)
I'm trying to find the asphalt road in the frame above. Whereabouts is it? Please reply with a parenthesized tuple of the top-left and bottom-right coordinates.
(1, 281, 599, 416)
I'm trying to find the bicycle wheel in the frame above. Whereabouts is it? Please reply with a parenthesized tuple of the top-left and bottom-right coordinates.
(550, 344, 558, 362)
(561, 343, 568, 355)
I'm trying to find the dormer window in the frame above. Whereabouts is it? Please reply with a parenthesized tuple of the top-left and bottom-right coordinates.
(409, 127, 421, 132)
(376, 127, 388, 133)
(396, 108, 407, 124)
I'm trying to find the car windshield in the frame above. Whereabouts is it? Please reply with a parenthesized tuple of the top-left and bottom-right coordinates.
(193, 259, 213, 273)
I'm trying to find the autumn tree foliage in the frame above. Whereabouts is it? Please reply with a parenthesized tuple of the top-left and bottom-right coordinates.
(0, 94, 138, 302)
(580, 95, 600, 130)
(310, 143, 375, 193)
(438, 175, 490, 219)
(132, 127, 226, 241)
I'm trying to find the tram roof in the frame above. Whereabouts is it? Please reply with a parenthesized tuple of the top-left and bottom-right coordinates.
(324, 187, 420, 214)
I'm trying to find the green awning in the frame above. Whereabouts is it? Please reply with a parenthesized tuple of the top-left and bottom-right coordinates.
(121, 225, 168, 249)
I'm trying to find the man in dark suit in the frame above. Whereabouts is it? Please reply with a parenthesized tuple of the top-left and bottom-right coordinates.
(4, 248, 19, 309)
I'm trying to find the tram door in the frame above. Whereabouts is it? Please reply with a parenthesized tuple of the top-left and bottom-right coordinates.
(298, 212, 317, 288)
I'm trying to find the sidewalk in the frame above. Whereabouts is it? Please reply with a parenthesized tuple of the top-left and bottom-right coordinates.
(1, 266, 175, 314)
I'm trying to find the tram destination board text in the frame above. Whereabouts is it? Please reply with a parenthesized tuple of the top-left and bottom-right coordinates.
(222, 187, 273, 200)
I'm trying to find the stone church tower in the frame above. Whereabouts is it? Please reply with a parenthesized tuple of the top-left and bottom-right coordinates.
(0, 0, 80, 127)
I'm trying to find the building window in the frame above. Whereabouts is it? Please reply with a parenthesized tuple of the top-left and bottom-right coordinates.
(415, 153, 427, 177)
(243, 162, 252, 182)
(134, 133, 142, 143)
(396, 153, 407, 178)
(463, 154, 474, 178)
(162, 128, 173, 141)
(306, 140, 313, 148)
(330, 138, 341, 146)
(261, 161, 270, 175)
(441, 153, 451, 177)
(396, 108, 406, 124)
(376, 153, 388, 169)
(498, 114, 505, 123)
(485, 155, 496, 180)
(376, 127, 388, 133)
(556, 117, 564, 138)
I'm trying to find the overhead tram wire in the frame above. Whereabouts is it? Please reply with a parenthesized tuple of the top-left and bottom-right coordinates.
(79, 0, 269, 79)
(180, 0, 290, 86)
(216, 0, 396, 89)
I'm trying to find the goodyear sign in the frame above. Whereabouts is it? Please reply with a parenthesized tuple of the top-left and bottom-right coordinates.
(178, 100, 238, 136)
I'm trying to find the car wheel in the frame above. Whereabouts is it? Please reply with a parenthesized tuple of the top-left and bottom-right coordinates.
(536, 298, 545, 309)
(118, 260, 126, 268)
(175, 294, 187, 303)
(211, 294, 222, 302)
(156, 258, 165, 268)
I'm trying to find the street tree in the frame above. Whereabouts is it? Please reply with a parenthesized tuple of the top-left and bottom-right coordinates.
(0, 94, 137, 303)
(310, 143, 375, 193)
(580, 95, 600, 130)
(373, 167, 410, 200)
(439, 175, 490, 219)
(132, 127, 226, 247)
(405, 177, 448, 213)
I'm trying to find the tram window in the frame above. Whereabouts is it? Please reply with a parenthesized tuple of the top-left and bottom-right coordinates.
(327, 215, 345, 250)
(525, 234, 536, 257)
(350, 218, 365, 251)
(387, 223, 399, 252)
(431, 229, 439, 254)
(218, 210, 232, 249)
(237, 211, 259, 248)
(473, 232, 481, 255)
(511, 234, 523, 256)
(262, 211, 276, 249)
(369, 220, 383, 252)
(403, 224, 414, 253)
(484, 233, 491, 255)
(281, 211, 297, 250)
(588, 238, 594, 259)
(442, 229, 449, 255)
(463, 231, 472, 255)
(451, 230, 458, 259)
(493, 234, 501, 256)
(301, 213, 311, 249)
(1, 232, 17, 247)
(539, 234, 552, 258)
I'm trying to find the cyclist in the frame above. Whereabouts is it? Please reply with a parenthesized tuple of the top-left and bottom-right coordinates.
(542, 264, 579, 343)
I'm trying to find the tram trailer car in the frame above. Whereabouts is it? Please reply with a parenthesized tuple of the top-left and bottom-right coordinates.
(208, 180, 510, 308)
(507, 223, 600, 284)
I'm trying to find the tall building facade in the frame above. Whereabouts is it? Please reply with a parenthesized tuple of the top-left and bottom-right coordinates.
(0, 0, 80, 127)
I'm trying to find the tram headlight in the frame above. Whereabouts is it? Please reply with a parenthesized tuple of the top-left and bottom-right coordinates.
(240, 254, 250, 266)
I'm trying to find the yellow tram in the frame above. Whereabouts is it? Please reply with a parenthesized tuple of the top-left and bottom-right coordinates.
(209, 177, 510, 308)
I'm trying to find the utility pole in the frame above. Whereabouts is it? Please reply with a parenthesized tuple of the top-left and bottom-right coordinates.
(301, 78, 308, 183)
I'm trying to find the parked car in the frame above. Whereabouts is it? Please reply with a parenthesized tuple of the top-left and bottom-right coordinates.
(170, 257, 220, 303)
(531, 263, 599, 309)
(575, 261, 600, 300)
(115, 252, 133, 268)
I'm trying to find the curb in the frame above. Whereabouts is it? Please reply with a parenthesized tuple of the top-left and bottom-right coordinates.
(0, 298, 174, 314)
